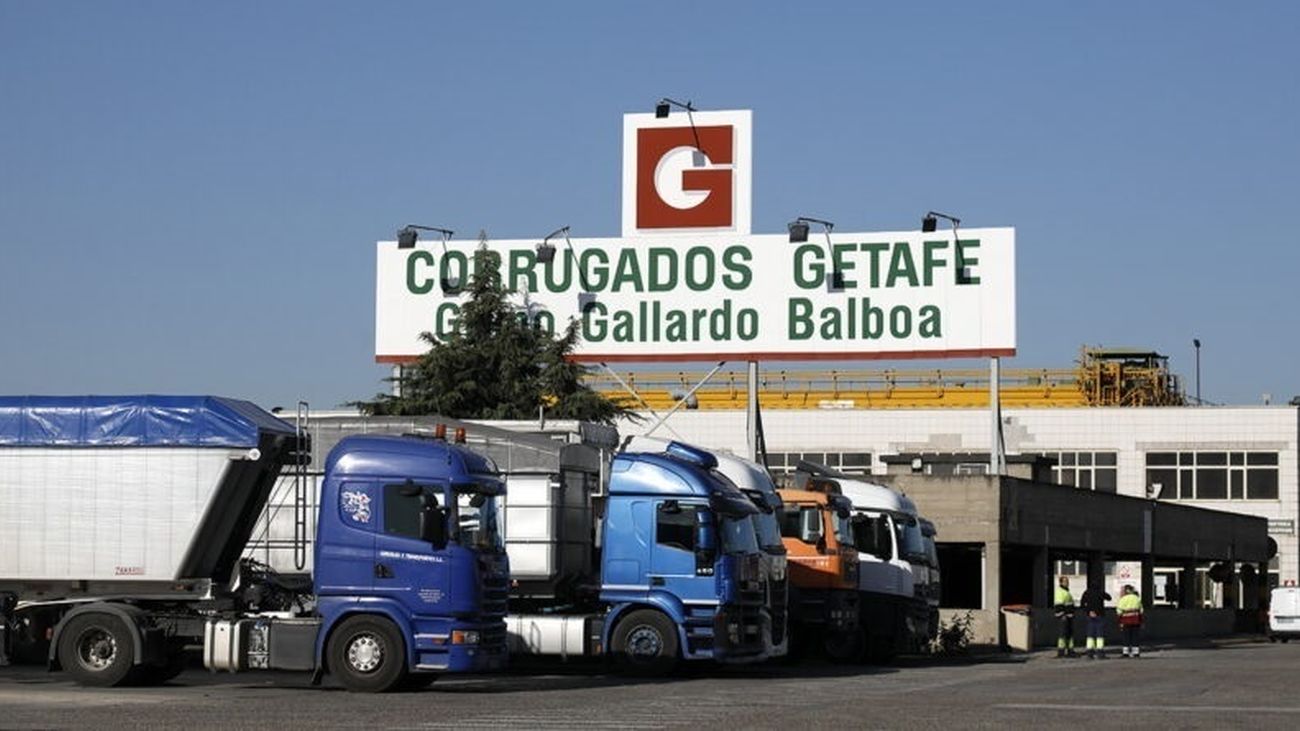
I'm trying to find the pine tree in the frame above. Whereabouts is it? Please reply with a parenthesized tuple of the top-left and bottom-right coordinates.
(355, 245, 631, 424)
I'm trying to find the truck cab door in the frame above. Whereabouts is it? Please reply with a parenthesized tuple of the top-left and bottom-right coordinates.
(649, 501, 711, 602)
(372, 483, 450, 615)
(316, 481, 377, 596)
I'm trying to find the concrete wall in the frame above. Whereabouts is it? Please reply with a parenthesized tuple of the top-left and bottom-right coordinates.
(941, 607, 1002, 647)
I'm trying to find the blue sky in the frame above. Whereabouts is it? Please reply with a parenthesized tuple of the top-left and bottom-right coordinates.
(1, 1, 1297, 408)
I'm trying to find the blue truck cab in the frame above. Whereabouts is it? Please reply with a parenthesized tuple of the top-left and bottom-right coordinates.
(314, 434, 509, 686)
(598, 442, 765, 672)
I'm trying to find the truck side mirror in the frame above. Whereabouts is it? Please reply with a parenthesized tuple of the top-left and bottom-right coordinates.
(695, 510, 717, 569)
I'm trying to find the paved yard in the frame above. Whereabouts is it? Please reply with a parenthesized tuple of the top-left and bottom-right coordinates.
(0, 639, 1292, 729)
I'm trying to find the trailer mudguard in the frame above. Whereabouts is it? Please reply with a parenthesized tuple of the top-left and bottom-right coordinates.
(48, 602, 154, 670)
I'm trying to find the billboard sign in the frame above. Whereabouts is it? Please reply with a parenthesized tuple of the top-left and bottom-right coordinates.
(375, 227, 1015, 363)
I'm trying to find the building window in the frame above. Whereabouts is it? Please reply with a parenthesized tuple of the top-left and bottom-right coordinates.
(1035, 451, 1119, 493)
(1055, 560, 1115, 577)
(766, 451, 872, 476)
(1145, 451, 1279, 501)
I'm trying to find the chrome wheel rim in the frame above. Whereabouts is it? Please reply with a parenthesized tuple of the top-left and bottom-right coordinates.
(346, 633, 384, 673)
(76, 627, 117, 672)
(627, 625, 663, 659)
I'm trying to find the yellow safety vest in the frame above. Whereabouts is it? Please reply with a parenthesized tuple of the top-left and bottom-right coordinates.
(1054, 586, 1075, 608)
(1117, 593, 1142, 614)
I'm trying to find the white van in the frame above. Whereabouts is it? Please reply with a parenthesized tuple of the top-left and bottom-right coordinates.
(1269, 586, 1300, 642)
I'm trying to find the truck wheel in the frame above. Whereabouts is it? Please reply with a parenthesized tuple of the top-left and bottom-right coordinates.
(823, 627, 865, 663)
(611, 609, 678, 676)
(328, 616, 408, 693)
(57, 613, 139, 687)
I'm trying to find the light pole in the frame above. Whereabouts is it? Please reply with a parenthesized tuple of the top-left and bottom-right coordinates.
(1193, 338, 1202, 405)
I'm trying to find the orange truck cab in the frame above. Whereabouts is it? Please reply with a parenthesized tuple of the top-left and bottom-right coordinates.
(777, 482, 861, 660)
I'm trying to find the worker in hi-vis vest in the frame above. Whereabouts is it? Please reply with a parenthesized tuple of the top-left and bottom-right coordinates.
(1116, 584, 1144, 658)
(1053, 576, 1078, 657)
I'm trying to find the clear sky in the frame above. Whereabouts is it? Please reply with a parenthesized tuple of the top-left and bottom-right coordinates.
(2, 1, 1297, 409)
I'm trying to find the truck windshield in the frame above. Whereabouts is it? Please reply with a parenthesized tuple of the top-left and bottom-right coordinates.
(753, 511, 783, 552)
(742, 490, 784, 551)
(453, 493, 503, 552)
(894, 517, 927, 562)
(853, 513, 893, 560)
(832, 511, 855, 549)
(720, 515, 759, 555)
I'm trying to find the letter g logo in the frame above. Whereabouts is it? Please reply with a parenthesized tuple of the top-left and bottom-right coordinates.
(622, 109, 752, 236)
(636, 125, 734, 230)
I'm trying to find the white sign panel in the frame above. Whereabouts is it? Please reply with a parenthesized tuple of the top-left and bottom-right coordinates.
(622, 110, 752, 237)
(375, 228, 1016, 364)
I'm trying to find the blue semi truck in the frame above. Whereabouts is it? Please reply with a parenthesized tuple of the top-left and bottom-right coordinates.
(503, 436, 768, 674)
(0, 396, 507, 692)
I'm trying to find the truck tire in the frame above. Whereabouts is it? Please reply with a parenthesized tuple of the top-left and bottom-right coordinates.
(328, 616, 408, 693)
(611, 609, 678, 676)
(864, 634, 897, 664)
(823, 626, 865, 663)
(57, 613, 139, 687)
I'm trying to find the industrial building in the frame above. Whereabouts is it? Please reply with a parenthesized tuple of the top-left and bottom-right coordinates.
(586, 350, 1297, 594)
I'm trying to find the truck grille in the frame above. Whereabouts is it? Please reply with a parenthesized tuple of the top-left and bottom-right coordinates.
(482, 574, 509, 618)
(770, 577, 789, 645)
(480, 620, 508, 650)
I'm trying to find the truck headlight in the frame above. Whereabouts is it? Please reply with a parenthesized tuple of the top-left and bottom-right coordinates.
(451, 630, 480, 645)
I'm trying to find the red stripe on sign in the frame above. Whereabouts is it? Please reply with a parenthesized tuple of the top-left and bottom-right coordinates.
(376, 348, 1016, 365)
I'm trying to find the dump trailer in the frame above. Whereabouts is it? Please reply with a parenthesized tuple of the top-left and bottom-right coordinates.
(623, 436, 788, 659)
(776, 475, 860, 661)
(503, 435, 768, 674)
(0, 396, 508, 692)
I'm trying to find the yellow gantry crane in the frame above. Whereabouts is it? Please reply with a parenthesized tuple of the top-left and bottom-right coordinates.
(587, 346, 1186, 411)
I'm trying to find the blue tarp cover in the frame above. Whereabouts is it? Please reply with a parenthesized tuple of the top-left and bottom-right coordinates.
(0, 396, 296, 448)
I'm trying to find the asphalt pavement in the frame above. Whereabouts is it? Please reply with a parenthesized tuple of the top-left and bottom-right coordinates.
(0, 638, 1294, 729)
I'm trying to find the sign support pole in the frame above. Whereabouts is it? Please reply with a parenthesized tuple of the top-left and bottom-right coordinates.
(990, 356, 1003, 475)
(643, 360, 726, 438)
(746, 360, 759, 462)
(599, 363, 687, 442)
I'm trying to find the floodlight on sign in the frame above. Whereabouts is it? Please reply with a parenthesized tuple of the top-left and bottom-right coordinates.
(655, 97, 706, 163)
(396, 224, 454, 250)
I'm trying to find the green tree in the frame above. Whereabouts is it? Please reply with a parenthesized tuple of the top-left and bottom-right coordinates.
(355, 246, 631, 424)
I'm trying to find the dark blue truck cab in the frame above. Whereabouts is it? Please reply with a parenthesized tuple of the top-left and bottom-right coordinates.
(310, 435, 509, 683)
